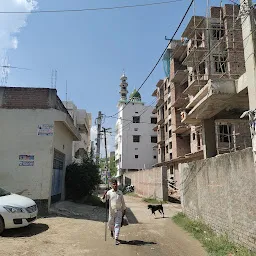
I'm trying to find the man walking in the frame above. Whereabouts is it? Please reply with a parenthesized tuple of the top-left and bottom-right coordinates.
(102, 179, 126, 245)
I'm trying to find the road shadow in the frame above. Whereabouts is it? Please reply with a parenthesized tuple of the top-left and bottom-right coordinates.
(49, 201, 139, 225)
(1, 223, 49, 237)
(168, 196, 181, 204)
(119, 240, 157, 246)
(126, 207, 139, 224)
(154, 216, 170, 219)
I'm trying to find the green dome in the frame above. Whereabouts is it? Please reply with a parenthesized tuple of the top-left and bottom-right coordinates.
(129, 89, 141, 101)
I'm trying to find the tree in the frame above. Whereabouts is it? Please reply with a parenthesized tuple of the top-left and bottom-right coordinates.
(99, 156, 117, 178)
(65, 152, 101, 201)
(109, 156, 117, 177)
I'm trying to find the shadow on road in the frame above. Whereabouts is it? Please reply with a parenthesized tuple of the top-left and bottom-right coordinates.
(168, 196, 181, 204)
(1, 223, 49, 237)
(120, 240, 157, 246)
(154, 216, 170, 219)
(49, 201, 139, 225)
(126, 207, 139, 224)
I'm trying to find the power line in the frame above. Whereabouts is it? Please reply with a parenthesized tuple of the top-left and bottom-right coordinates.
(109, 1, 245, 135)
(106, 0, 195, 118)
(0, 65, 31, 70)
(0, 0, 183, 14)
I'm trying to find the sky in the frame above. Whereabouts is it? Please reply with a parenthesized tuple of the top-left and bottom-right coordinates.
(0, 0, 237, 154)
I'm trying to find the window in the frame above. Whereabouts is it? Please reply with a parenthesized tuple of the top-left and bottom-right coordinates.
(151, 136, 157, 143)
(169, 142, 172, 149)
(134, 128, 138, 131)
(193, 133, 196, 140)
(135, 155, 139, 159)
(212, 25, 224, 40)
(168, 97, 171, 104)
(214, 55, 227, 73)
(165, 83, 167, 90)
(135, 148, 138, 150)
(168, 108, 171, 115)
(165, 124, 168, 132)
(133, 116, 140, 123)
(169, 130, 172, 138)
(165, 103, 167, 110)
(135, 111, 138, 114)
(170, 166, 174, 175)
(168, 86, 170, 93)
(159, 149, 161, 154)
(169, 120, 172, 126)
(151, 117, 157, 124)
(219, 124, 232, 143)
(166, 145, 169, 153)
(133, 135, 140, 142)
(154, 156, 157, 159)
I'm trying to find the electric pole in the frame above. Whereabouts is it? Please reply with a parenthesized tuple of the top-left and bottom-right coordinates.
(102, 127, 111, 182)
(95, 111, 103, 165)
(102, 126, 111, 242)
(240, 0, 256, 163)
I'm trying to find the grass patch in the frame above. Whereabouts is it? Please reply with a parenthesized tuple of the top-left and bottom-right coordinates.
(173, 213, 256, 256)
(143, 197, 167, 204)
(126, 192, 140, 197)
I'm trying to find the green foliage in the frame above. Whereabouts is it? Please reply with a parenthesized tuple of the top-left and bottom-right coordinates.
(99, 156, 117, 177)
(109, 156, 117, 177)
(173, 213, 256, 256)
(65, 152, 101, 201)
(143, 197, 167, 204)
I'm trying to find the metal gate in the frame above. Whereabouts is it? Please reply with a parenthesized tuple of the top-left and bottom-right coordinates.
(51, 150, 65, 203)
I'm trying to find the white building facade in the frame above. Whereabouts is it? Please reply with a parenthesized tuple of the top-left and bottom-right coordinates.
(62, 101, 92, 161)
(0, 87, 80, 215)
(115, 74, 157, 181)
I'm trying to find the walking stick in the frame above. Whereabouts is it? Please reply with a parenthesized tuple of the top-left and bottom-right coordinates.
(104, 174, 108, 242)
(105, 193, 107, 241)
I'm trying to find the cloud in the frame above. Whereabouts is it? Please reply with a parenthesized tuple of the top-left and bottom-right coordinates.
(11, 37, 18, 49)
(0, 0, 37, 63)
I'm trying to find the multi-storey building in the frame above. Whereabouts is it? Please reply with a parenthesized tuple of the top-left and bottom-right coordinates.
(153, 4, 252, 190)
(115, 73, 157, 184)
(62, 101, 92, 161)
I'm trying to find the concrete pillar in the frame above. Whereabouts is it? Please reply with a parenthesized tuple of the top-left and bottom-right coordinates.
(161, 166, 168, 201)
(202, 118, 217, 158)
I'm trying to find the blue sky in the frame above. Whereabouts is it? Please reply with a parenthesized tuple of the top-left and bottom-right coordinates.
(1, 0, 235, 152)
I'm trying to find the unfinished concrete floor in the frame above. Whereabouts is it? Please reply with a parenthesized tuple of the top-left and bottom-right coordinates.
(0, 196, 207, 256)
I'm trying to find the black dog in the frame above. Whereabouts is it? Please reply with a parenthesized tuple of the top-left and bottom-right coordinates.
(148, 203, 164, 218)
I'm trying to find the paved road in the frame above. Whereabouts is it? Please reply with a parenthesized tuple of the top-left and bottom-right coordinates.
(0, 196, 207, 256)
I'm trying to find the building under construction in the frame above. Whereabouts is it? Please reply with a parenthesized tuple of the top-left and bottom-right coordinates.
(153, 4, 252, 193)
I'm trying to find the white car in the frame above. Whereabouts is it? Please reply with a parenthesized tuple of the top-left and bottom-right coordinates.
(0, 187, 38, 235)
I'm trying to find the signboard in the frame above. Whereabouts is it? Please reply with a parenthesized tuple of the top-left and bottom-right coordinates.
(37, 124, 54, 136)
(19, 155, 34, 166)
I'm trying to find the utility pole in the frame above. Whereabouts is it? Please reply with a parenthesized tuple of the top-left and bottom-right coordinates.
(102, 126, 111, 242)
(95, 111, 103, 165)
(102, 127, 111, 182)
(240, 0, 256, 163)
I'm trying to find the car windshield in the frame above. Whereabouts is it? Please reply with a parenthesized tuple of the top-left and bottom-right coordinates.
(0, 187, 11, 197)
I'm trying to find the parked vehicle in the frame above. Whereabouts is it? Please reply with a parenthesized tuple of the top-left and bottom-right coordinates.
(125, 185, 134, 193)
(0, 187, 38, 235)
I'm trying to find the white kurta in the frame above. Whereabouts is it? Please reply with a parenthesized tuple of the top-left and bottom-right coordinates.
(103, 189, 126, 239)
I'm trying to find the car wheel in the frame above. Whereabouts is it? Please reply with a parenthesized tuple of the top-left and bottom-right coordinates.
(0, 216, 4, 235)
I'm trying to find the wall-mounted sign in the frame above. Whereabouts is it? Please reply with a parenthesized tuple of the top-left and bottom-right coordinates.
(37, 124, 54, 136)
(19, 155, 35, 166)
